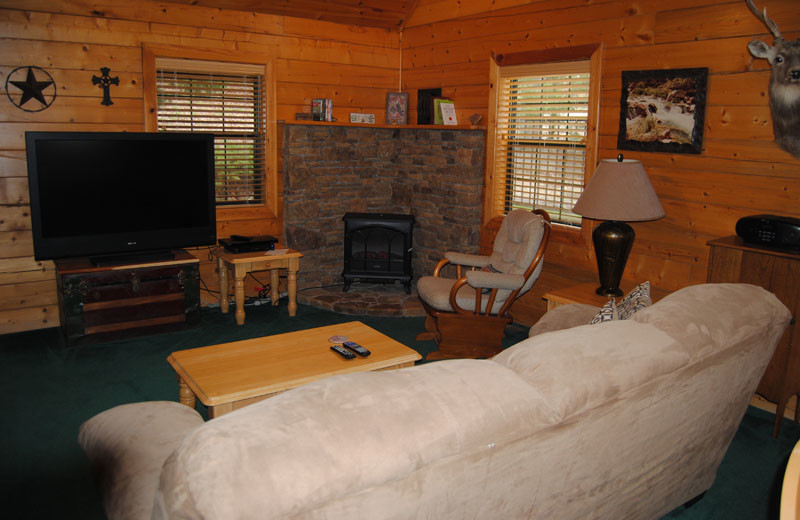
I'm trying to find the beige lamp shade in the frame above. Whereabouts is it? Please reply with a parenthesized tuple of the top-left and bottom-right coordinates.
(572, 158, 665, 222)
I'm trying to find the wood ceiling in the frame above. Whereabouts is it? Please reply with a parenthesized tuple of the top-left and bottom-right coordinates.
(160, 0, 419, 29)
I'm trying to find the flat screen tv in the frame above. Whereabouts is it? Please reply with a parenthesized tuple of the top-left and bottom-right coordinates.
(25, 131, 217, 265)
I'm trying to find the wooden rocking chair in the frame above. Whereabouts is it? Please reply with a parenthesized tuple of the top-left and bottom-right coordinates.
(416, 209, 551, 359)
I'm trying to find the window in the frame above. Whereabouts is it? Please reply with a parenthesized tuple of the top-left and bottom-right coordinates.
(489, 58, 596, 227)
(155, 58, 266, 207)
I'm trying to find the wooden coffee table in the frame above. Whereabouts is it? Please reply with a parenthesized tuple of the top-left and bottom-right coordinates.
(167, 321, 421, 418)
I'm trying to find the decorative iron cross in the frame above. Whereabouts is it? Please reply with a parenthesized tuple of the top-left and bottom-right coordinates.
(92, 67, 119, 106)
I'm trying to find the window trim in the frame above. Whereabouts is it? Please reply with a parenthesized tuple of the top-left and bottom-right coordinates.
(143, 44, 278, 223)
(485, 44, 603, 245)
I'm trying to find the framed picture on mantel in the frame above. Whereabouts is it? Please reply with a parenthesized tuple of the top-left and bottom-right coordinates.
(385, 92, 408, 125)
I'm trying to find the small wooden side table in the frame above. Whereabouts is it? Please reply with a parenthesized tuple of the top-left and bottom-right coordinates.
(543, 282, 669, 311)
(213, 247, 303, 325)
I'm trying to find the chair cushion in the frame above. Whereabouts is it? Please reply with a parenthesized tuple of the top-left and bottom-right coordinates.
(417, 275, 509, 314)
(488, 211, 545, 294)
(417, 209, 546, 315)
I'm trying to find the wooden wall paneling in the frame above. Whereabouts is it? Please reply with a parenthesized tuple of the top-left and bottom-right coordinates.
(402, 61, 488, 89)
(654, 0, 800, 44)
(0, 231, 33, 260)
(404, 0, 579, 29)
(647, 168, 800, 214)
(0, 38, 143, 71)
(280, 17, 400, 47)
(0, 178, 27, 205)
(1, 0, 401, 47)
(0, 206, 31, 233)
(0, 257, 53, 285)
(404, 18, 636, 70)
(0, 0, 402, 333)
(703, 138, 797, 163)
(404, 0, 633, 47)
(162, 0, 412, 29)
(276, 83, 391, 113)
(275, 59, 398, 89)
(0, 305, 58, 333)
(0, 97, 143, 124)
(602, 35, 755, 74)
(0, 279, 57, 312)
(401, 0, 800, 327)
(597, 142, 800, 179)
(0, 123, 143, 150)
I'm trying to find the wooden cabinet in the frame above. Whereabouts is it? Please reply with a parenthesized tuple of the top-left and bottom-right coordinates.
(55, 250, 200, 345)
(707, 236, 800, 436)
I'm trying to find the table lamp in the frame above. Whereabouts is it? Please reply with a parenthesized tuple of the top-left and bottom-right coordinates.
(572, 154, 665, 296)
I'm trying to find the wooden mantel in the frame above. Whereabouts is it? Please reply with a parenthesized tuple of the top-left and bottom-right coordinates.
(282, 120, 485, 131)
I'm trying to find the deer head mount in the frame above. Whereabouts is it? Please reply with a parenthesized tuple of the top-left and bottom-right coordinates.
(746, 0, 800, 159)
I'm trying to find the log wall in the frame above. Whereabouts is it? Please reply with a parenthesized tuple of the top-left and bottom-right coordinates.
(0, 0, 399, 333)
(3, 0, 800, 333)
(403, 0, 800, 325)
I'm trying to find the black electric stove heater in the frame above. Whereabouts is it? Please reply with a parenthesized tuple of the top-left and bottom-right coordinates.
(342, 213, 414, 293)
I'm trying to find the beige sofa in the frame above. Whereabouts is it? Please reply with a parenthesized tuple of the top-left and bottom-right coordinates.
(79, 283, 790, 520)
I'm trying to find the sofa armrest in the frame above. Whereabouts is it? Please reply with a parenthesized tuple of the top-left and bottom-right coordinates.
(78, 401, 204, 520)
(529, 303, 600, 337)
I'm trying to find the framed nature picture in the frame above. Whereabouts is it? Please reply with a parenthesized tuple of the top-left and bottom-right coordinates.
(617, 68, 708, 154)
(385, 92, 408, 125)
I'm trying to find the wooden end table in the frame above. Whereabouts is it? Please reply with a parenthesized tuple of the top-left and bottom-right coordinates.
(213, 247, 303, 325)
(167, 321, 421, 418)
(543, 281, 669, 311)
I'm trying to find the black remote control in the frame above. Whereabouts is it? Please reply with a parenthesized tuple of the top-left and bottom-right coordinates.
(330, 344, 356, 359)
(343, 340, 370, 357)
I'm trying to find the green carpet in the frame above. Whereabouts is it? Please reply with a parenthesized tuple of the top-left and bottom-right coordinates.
(0, 301, 797, 519)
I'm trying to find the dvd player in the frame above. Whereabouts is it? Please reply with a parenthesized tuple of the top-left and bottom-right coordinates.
(219, 235, 278, 253)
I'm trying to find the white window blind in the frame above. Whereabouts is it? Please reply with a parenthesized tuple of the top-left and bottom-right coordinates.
(493, 60, 590, 226)
(155, 58, 266, 206)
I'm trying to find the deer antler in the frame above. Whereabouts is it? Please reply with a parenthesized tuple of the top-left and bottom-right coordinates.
(746, 0, 783, 40)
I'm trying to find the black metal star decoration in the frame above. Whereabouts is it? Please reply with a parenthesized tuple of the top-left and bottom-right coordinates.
(5, 66, 57, 112)
(92, 67, 119, 106)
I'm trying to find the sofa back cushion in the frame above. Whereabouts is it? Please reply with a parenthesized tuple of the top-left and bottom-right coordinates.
(154, 360, 560, 519)
(494, 283, 791, 421)
(494, 319, 689, 420)
(630, 282, 788, 362)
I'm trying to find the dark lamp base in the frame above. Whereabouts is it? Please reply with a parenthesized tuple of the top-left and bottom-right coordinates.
(596, 285, 624, 297)
(592, 220, 635, 298)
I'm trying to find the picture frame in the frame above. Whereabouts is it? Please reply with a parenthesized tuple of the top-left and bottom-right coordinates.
(617, 67, 708, 155)
(385, 92, 408, 125)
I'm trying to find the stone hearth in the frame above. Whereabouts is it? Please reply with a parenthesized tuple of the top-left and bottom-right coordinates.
(297, 282, 426, 317)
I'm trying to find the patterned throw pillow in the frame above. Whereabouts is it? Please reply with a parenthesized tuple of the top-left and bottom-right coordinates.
(590, 297, 618, 324)
(590, 281, 652, 324)
(616, 281, 652, 319)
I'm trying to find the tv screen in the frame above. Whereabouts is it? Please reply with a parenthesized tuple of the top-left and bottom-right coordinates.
(25, 131, 217, 263)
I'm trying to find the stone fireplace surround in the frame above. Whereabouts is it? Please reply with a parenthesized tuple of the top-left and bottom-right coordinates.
(282, 123, 486, 306)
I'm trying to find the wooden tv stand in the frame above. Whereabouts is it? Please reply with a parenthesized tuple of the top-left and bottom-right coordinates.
(54, 250, 200, 346)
